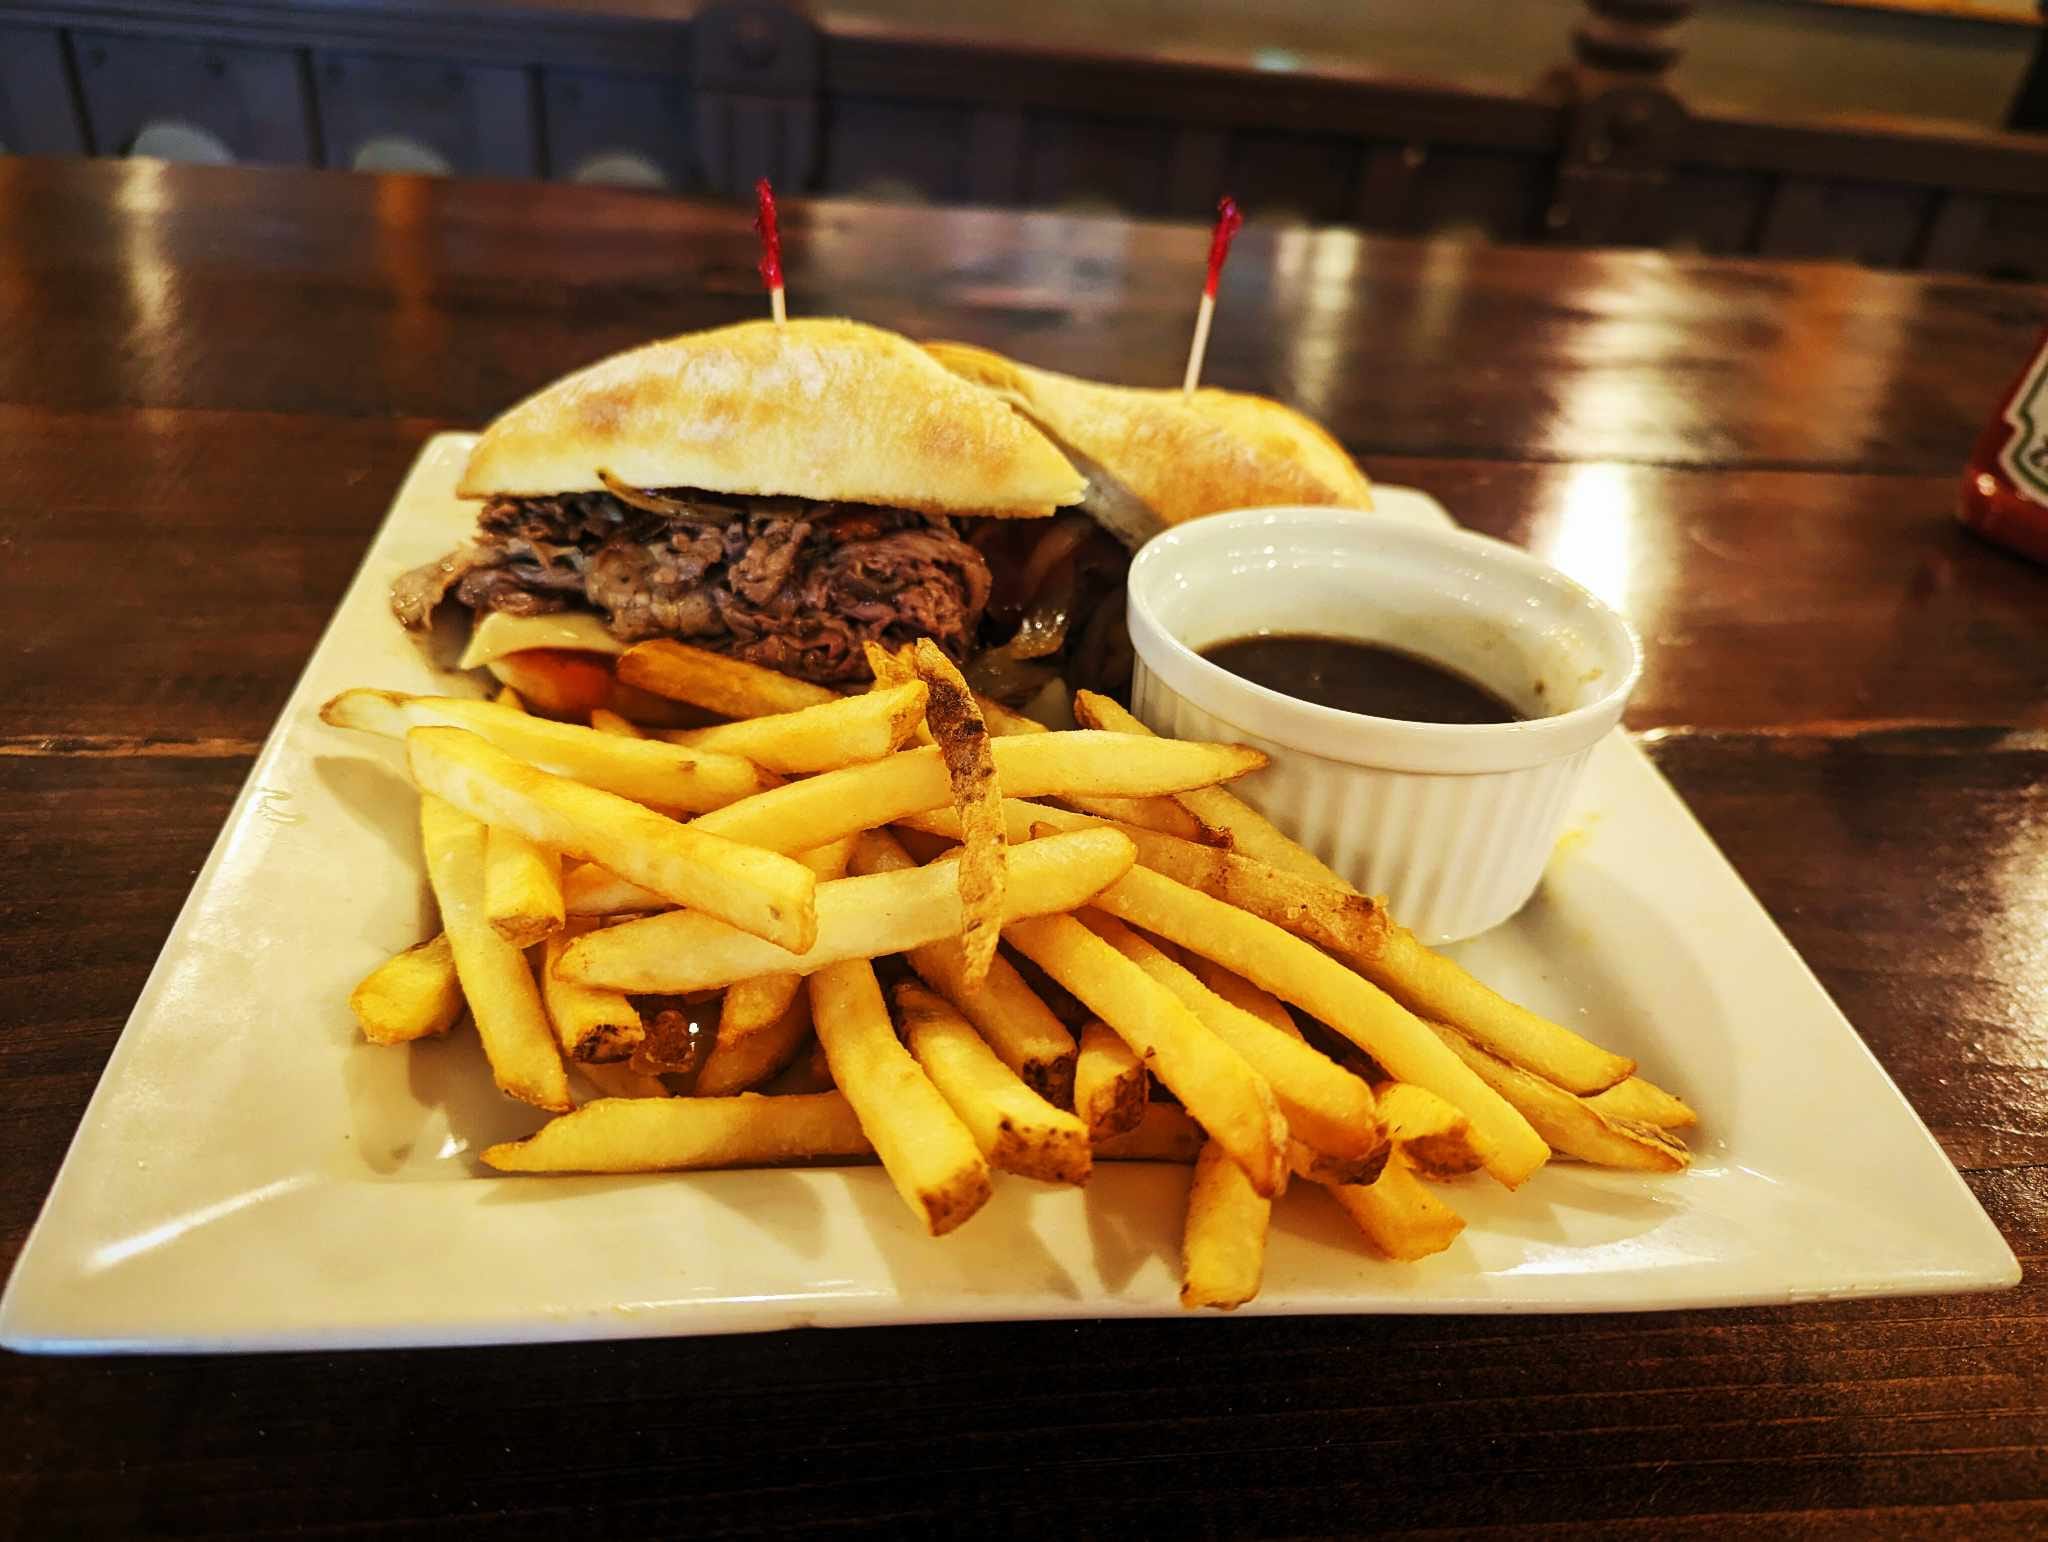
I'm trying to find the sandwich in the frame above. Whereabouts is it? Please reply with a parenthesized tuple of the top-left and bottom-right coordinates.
(390, 318, 1084, 709)
(393, 319, 1373, 712)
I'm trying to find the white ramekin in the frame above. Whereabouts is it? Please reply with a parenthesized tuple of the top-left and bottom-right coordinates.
(1125, 505, 1642, 943)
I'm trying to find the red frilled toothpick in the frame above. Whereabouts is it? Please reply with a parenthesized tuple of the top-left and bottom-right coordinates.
(754, 177, 786, 325)
(1182, 195, 1242, 395)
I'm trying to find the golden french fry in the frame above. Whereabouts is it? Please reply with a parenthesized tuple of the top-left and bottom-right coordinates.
(418, 794, 570, 1112)
(1074, 1019, 1147, 1142)
(575, 1060, 669, 1101)
(1094, 1102, 1207, 1162)
(1084, 915, 1383, 1166)
(539, 926, 643, 1062)
(1321, 1150, 1466, 1262)
(683, 733, 1265, 861)
(848, 831, 1078, 1106)
(617, 638, 839, 718)
(562, 864, 669, 917)
(896, 983, 1090, 1185)
(659, 683, 928, 773)
(1003, 912, 1287, 1198)
(1189, 956, 1296, 1036)
(589, 708, 644, 738)
(1586, 1075, 1698, 1130)
(713, 836, 859, 1061)
(484, 1091, 873, 1172)
(1072, 689, 1349, 883)
(1432, 1023, 1690, 1171)
(1352, 924, 1633, 1095)
(1287, 1138, 1387, 1188)
(348, 933, 465, 1045)
(494, 684, 527, 711)
(1373, 1081, 1487, 1178)
(484, 823, 563, 947)
(1090, 864, 1549, 1189)
(407, 727, 818, 952)
(811, 959, 991, 1236)
(908, 639, 1006, 985)
(320, 688, 772, 811)
(1181, 1138, 1271, 1311)
(975, 693, 1049, 737)
(562, 828, 1134, 994)
(1061, 793, 1209, 842)
(696, 990, 815, 1097)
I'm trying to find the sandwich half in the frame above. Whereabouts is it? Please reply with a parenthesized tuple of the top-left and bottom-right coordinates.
(393, 318, 1084, 692)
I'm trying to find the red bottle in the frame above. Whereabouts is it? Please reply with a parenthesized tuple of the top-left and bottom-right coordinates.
(1960, 326, 2048, 563)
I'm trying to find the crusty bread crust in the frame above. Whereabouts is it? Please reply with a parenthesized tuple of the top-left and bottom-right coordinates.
(459, 319, 1085, 515)
(924, 341, 1370, 546)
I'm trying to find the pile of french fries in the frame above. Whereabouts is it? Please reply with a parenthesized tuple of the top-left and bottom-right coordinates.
(329, 634, 1697, 1310)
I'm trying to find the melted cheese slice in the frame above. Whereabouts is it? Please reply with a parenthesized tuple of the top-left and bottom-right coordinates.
(458, 611, 625, 670)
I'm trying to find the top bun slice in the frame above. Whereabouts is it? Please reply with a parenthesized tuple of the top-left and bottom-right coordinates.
(459, 318, 1086, 516)
(923, 341, 1371, 547)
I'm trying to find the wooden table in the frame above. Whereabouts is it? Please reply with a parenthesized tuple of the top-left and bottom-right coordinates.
(3, 156, 2045, 1538)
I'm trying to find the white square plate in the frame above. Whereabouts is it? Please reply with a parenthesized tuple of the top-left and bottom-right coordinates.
(1, 437, 2018, 1352)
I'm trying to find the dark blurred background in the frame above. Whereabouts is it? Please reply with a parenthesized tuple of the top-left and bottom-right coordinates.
(1, 0, 2044, 279)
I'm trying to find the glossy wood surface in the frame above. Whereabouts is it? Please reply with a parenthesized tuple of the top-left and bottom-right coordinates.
(2, 157, 2044, 1539)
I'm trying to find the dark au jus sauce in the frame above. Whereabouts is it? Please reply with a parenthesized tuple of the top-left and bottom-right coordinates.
(1200, 633, 1524, 725)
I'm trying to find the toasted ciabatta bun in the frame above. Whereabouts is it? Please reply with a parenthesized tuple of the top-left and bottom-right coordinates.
(923, 341, 1370, 547)
(459, 319, 1086, 516)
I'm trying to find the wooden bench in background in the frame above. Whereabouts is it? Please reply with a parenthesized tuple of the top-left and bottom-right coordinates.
(0, 0, 2043, 280)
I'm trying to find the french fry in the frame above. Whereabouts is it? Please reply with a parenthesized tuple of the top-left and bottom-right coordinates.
(910, 639, 1006, 984)
(1181, 1138, 1271, 1311)
(407, 727, 819, 952)
(684, 733, 1265, 860)
(575, 1060, 669, 1101)
(1351, 924, 1633, 1095)
(1090, 864, 1550, 1189)
(696, 991, 815, 1097)
(659, 683, 928, 773)
(483, 1092, 873, 1172)
(1003, 913, 1287, 1198)
(417, 794, 570, 1112)
(1287, 1138, 1387, 1188)
(1094, 1102, 1206, 1162)
(848, 831, 1078, 1105)
(1084, 915, 1384, 1166)
(1321, 1151, 1466, 1262)
(540, 926, 643, 1062)
(1586, 1075, 1699, 1130)
(561, 828, 1134, 994)
(1373, 1081, 1487, 1178)
(907, 798, 1382, 961)
(1072, 689, 1348, 884)
(494, 685, 527, 711)
(1061, 792, 1210, 842)
(1074, 1020, 1147, 1142)
(589, 708, 644, 738)
(563, 864, 669, 917)
(1189, 956, 1296, 1036)
(484, 824, 563, 947)
(348, 933, 464, 1045)
(1432, 1023, 1690, 1171)
(810, 959, 991, 1236)
(976, 693, 1050, 738)
(897, 984, 1090, 1185)
(713, 836, 858, 1063)
(321, 688, 772, 811)
(483, 649, 617, 721)
(617, 638, 839, 718)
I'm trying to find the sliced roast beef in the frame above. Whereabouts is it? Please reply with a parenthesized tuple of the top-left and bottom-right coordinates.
(394, 485, 995, 686)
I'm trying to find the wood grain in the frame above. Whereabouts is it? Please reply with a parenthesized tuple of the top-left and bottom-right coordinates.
(0, 157, 2043, 1540)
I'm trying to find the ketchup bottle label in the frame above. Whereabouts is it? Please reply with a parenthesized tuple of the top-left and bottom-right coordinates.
(1960, 326, 2048, 564)
(1997, 343, 2048, 504)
